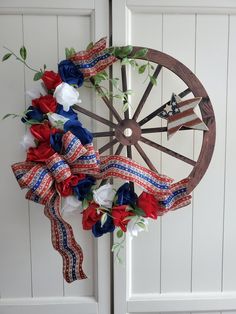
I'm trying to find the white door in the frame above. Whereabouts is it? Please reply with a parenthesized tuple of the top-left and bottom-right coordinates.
(112, 1, 236, 313)
(0, 1, 111, 313)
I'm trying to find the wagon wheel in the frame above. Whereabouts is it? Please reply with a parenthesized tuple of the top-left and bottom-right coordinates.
(73, 47, 216, 194)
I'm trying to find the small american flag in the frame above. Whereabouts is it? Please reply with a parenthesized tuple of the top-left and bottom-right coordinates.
(70, 37, 117, 78)
(158, 93, 208, 139)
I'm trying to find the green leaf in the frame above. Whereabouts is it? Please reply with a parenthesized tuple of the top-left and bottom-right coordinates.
(86, 41, 94, 51)
(133, 48, 148, 59)
(138, 64, 147, 74)
(82, 198, 89, 210)
(2, 53, 12, 62)
(111, 243, 120, 252)
(25, 119, 43, 125)
(119, 45, 133, 58)
(137, 222, 146, 229)
(33, 71, 43, 81)
(65, 48, 70, 59)
(101, 213, 107, 227)
(2, 113, 19, 120)
(150, 75, 157, 86)
(43, 64, 47, 70)
(117, 229, 124, 239)
(122, 102, 129, 112)
(20, 46, 27, 60)
(121, 57, 130, 65)
(132, 205, 145, 217)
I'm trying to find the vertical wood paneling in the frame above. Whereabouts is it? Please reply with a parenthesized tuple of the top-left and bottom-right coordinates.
(130, 12, 163, 294)
(222, 15, 236, 292)
(57, 15, 95, 297)
(0, 15, 32, 298)
(161, 13, 195, 293)
(23, 14, 63, 297)
(192, 14, 228, 292)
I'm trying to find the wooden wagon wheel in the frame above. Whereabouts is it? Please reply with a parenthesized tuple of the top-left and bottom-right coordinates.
(73, 47, 216, 194)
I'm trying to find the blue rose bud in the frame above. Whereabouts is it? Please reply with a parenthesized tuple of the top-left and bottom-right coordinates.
(50, 132, 63, 153)
(92, 216, 115, 237)
(58, 60, 84, 87)
(73, 176, 96, 201)
(116, 183, 138, 206)
(64, 120, 93, 145)
(21, 105, 44, 124)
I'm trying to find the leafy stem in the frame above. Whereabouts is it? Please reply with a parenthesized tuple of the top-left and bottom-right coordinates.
(112, 230, 126, 264)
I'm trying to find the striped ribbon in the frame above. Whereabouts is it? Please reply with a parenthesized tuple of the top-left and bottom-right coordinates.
(12, 131, 191, 282)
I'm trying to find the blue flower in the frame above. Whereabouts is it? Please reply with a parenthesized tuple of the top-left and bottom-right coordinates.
(73, 176, 96, 201)
(58, 60, 84, 87)
(50, 132, 63, 153)
(21, 105, 44, 124)
(116, 183, 138, 206)
(56, 104, 79, 121)
(64, 120, 93, 145)
(92, 215, 115, 237)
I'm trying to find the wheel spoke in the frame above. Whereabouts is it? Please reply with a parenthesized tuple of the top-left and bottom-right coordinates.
(141, 126, 191, 134)
(90, 78, 122, 123)
(140, 136, 196, 166)
(93, 131, 115, 138)
(138, 88, 191, 126)
(73, 104, 116, 129)
(134, 142, 158, 172)
(98, 138, 118, 154)
(114, 143, 124, 155)
(132, 64, 162, 121)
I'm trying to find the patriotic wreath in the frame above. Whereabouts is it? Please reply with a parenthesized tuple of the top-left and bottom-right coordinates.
(2, 38, 210, 283)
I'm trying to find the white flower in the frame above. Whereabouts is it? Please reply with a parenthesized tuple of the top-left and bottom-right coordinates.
(61, 196, 82, 216)
(53, 82, 81, 111)
(47, 112, 69, 129)
(20, 128, 36, 151)
(128, 217, 148, 238)
(93, 183, 116, 208)
(26, 87, 46, 100)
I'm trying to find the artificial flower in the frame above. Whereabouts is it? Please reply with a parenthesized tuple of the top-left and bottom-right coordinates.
(112, 205, 133, 232)
(32, 94, 57, 114)
(53, 82, 81, 111)
(116, 182, 138, 206)
(93, 183, 116, 208)
(21, 105, 44, 124)
(26, 142, 55, 163)
(127, 217, 148, 238)
(50, 131, 63, 153)
(137, 192, 160, 219)
(30, 122, 51, 142)
(47, 112, 69, 129)
(82, 202, 101, 230)
(64, 120, 93, 145)
(20, 128, 37, 151)
(56, 174, 85, 197)
(92, 215, 115, 237)
(26, 87, 46, 100)
(58, 60, 84, 87)
(73, 176, 96, 201)
(41, 70, 62, 90)
(56, 104, 78, 121)
(61, 195, 82, 215)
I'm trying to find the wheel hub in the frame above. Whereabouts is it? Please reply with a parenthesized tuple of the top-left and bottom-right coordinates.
(115, 119, 141, 145)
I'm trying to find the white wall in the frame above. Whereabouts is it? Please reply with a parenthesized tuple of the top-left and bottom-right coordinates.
(113, 1, 236, 313)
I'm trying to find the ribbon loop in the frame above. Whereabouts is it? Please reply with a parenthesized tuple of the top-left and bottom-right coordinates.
(46, 153, 71, 183)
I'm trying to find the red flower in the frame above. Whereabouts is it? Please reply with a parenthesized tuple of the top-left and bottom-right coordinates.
(56, 174, 86, 197)
(30, 122, 51, 142)
(32, 94, 57, 113)
(82, 203, 102, 230)
(42, 71, 62, 90)
(112, 205, 133, 232)
(137, 192, 160, 219)
(26, 142, 55, 163)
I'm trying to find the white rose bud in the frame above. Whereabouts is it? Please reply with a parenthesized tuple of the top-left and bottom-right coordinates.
(47, 112, 69, 130)
(93, 183, 116, 208)
(61, 195, 82, 216)
(53, 82, 81, 112)
(20, 128, 36, 151)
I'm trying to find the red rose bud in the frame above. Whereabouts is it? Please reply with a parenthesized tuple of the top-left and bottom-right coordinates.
(26, 142, 55, 163)
(30, 121, 51, 142)
(82, 203, 102, 230)
(32, 94, 57, 114)
(137, 192, 160, 219)
(42, 71, 62, 90)
(56, 174, 86, 197)
(112, 205, 133, 232)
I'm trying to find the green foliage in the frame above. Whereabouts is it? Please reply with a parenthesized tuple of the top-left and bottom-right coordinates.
(65, 47, 76, 59)
(82, 198, 89, 210)
(132, 48, 148, 59)
(2, 53, 12, 62)
(86, 42, 94, 51)
(117, 229, 124, 238)
(20, 46, 27, 60)
(2, 113, 19, 120)
(33, 71, 43, 81)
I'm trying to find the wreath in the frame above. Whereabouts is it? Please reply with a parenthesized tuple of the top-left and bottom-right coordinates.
(2, 37, 211, 283)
